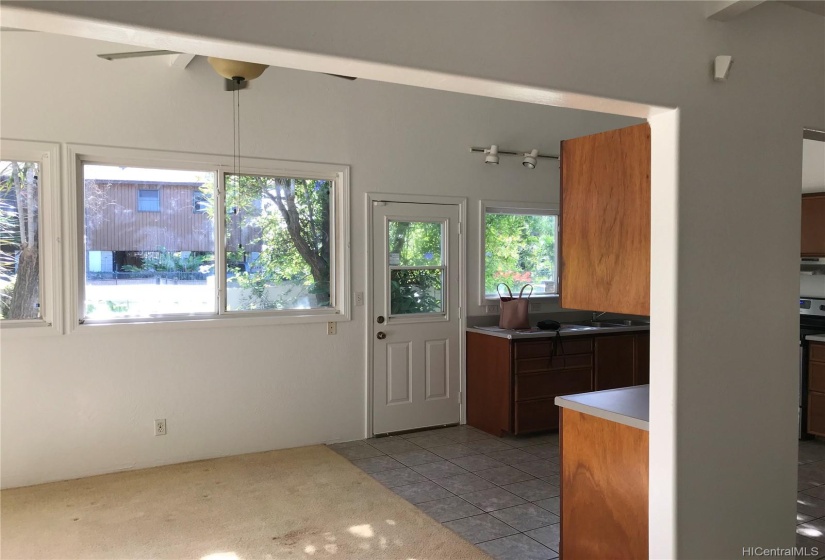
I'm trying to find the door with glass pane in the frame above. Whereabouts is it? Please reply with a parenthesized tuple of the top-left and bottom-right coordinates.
(372, 201, 461, 434)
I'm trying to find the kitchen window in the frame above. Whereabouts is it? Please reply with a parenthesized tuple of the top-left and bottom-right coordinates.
(480, 201, 558, 303)
(0, 139, 62, 332)
(71, 145, 350, 326)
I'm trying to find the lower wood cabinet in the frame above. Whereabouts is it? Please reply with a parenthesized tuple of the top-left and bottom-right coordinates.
(595, 333, 650, 390)
(808, 342, 825, 436)
(467, 331, 649, 436)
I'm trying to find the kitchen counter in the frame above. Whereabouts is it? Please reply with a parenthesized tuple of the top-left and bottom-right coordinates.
(466, 324, 650, 339)
(808, 334, 825, 343)
(555, 385, 649, 431)
(557, 386, 649, 558)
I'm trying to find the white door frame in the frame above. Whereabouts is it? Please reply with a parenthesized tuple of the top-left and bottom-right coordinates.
(365, 192, 467, 437)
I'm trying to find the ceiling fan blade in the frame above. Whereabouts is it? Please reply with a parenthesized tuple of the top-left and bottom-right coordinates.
(322, 73, 357, 81)
(97, 50, 180, 61)
(224, 78, 249, 92)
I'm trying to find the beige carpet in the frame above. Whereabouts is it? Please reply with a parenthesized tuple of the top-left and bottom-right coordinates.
(1, 445, 491, 560)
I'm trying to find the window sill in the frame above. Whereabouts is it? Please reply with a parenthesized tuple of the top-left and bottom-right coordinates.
(71, 309, 349, 334)
(0, 319, 61, 337)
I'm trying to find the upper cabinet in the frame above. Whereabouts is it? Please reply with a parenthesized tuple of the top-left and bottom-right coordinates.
(802, 193, 825, 257)
(560, 123, 651, 316)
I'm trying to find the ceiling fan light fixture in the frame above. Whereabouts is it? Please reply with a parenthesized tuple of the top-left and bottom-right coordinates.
(207, 57, 268, 82)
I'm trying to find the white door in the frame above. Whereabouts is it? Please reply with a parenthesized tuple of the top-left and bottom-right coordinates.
(372, 201, 462, 434)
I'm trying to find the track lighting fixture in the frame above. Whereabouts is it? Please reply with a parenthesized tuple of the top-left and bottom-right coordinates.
(522, 149, 539, 169)
(484, 145, 500, 165)
(470, 146, 559, 168)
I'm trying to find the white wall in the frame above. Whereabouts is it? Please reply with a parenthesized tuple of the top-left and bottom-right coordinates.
(2, 2, 823, 558)
(0, 31, 637, 488)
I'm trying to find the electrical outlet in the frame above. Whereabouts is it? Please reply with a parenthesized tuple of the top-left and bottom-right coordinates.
(154, 419, 167, 436)
(487, 305, 498, 314)
(327, 321, 337, 335)
(354, 292, 364, 306)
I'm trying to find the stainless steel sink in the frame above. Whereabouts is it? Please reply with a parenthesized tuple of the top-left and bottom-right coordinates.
(565, 320, 650, 328)
(559, 324, 600, 331)
(566, 321, 619, 328)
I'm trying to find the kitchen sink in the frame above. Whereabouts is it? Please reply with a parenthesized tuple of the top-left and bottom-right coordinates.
(566, 320, 650, 328)
(559, 324, 600, 331)
(566, 321, 620, 328)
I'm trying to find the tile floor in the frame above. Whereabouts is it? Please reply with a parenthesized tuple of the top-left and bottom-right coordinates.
(797, 439, 825, 557)
(329, 425, 561, 560)
(333, 427, 825, 560)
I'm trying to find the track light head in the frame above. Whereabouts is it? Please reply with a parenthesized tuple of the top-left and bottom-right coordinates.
(522, 149, 539, 169)
(485, 145, 500, 165)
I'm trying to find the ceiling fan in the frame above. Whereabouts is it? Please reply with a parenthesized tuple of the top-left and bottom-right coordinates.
(97, 50, 357, 90)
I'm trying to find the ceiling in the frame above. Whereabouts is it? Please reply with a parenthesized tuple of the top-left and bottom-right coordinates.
(780, 0, 825, 16)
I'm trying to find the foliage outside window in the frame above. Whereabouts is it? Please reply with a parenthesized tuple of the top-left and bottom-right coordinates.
(79, 159, 346, 323)
(388, 220, 444, 315)
(0, 160, 40, 320)
(224, 174, 333, 312)
(484, 206, 557, 299)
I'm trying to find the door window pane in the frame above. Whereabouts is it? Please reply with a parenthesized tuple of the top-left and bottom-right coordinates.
(388, 221, 443, 266)
(83, 164, 216, 319)
(391, 269, 443, 315)
(0, 160, 40, 320)
(225, 174, 332, 311)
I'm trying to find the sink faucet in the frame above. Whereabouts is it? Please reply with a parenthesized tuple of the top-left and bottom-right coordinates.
(592, 311, 607, 322)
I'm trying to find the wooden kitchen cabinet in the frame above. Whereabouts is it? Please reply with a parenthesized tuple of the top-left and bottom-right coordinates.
(467, 331, 650, 436)
(467, 332, 593, 436)
(802, 193, 825, 257)
(560, 123, 651, 316)
(808, 342, 825, 436)
(594, 333, 650, 390)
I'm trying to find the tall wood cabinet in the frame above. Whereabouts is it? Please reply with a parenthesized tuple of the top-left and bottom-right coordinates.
(802, 193, 825, 257)
(808, 342, 825, 436)
(467, 331, 649, 436)
(559, 123, 651, 316)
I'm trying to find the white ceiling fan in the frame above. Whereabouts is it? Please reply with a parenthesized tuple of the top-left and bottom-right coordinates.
(97, 50, 357, 91)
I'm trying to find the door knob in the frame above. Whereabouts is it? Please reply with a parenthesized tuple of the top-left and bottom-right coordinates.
(377, 331, 387, 340)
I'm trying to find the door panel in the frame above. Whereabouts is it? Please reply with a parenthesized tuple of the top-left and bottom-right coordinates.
(373, 202, 461, 434)
(560, 123, 651, 315)
(387, 342, 413, 404)
(425, 339, 449, 400)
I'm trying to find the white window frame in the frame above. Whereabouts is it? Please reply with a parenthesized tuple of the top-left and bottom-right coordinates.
(66, 144, 350, 331)
(479, 200, 559, 306)
(0, 139, 62, 335)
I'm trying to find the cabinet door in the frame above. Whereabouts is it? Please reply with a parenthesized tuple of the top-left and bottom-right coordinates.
(560, 123, 651, 315)
(595, 335, 635, 390)
(466, 333, 513, 436)
(634, 333, 650, 386)
(802, 194, 825, 257)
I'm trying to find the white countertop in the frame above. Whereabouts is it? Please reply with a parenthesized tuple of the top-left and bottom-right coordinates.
(809, 335, 825, 343)
(466, 324, 650, 339)
(554, 385, 649, 431)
